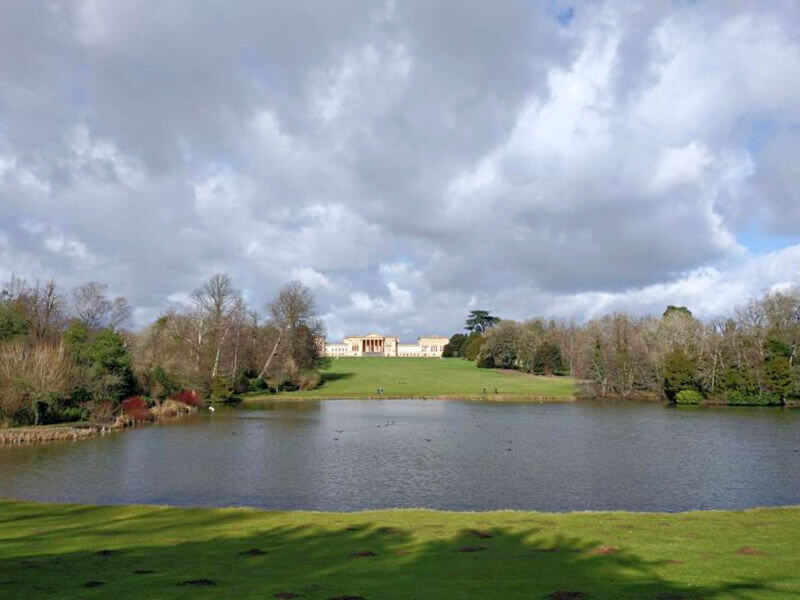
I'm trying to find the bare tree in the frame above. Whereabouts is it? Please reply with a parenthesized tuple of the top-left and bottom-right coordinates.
(109, 297, 133, 330)
(72, 282, 113, 328)
(259, 281, 321, 378)
(1, 277, 66, 340)
(192, 274, 239, 379)
(35, 279, 66, 339)
(229, 296, 247, 377)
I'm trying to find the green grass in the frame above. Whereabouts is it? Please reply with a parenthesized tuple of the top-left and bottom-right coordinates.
(251, 357, 577, 401)
(1, 499, 798, 599)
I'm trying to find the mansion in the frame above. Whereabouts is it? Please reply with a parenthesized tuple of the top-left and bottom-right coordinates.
(322, 333, 450, 358)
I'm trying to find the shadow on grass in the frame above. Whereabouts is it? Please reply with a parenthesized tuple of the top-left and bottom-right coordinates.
(0, 503, 796, 600)
(318, 371, 355, 386)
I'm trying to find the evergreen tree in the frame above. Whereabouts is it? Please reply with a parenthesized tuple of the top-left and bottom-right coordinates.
(764, 338, 794, 404)
(64, 322, 135, 403)
(663, 348, 697, 401)
(465, 310, 500, 334)
(532, 341, 566, 375)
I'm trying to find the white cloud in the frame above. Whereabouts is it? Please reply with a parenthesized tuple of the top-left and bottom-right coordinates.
(290, 266, 333, 290)
(193, 169, 248, 218)
(652, 141, 712, 190)
(539, 244, 800, 321)
(1, 0, 799, 334)
(349, 282, 414, 316)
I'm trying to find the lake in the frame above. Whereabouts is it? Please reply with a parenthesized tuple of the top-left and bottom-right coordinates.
(1, 400, 799, 512)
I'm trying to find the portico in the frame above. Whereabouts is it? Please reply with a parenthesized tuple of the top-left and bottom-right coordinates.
(323, 333, 449, 358)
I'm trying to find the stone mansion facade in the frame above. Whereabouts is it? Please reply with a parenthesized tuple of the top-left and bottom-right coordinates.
(322, 333, 450, 358)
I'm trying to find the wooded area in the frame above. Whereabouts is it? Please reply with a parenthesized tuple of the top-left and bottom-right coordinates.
(446, 291, 800, 405)
(0, 274, 323, 426)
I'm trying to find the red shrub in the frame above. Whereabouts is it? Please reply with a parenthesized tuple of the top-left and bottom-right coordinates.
(121, 396, 154, 422)
(172, 389, 200, 407)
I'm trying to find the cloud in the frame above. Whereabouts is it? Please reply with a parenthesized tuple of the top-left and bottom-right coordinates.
(0, 0, 798, 337)
(290, 266, 333, 291)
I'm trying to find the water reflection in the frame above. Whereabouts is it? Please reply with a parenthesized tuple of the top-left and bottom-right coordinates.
(0, 400, 798, 512)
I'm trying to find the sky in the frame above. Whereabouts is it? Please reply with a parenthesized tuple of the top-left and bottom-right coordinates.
(0, 0, 799, 341)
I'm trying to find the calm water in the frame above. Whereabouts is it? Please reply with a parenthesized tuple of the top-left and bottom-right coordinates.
(1, 400, 799, 512)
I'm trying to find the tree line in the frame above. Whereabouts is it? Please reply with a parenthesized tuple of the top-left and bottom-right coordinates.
(0, 274, 323, 426)
(444, 292, 800, 406)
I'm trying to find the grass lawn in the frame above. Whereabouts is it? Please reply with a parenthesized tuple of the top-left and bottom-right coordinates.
(250, 357, 578, 401)
(1, 500, 798, 599)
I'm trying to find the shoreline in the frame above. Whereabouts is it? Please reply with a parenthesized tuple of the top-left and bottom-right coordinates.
(242, 393, 577, 402)
(0, 403, 197, 445)
(3, 495, 797, 515)
(242, 394, 578, 404)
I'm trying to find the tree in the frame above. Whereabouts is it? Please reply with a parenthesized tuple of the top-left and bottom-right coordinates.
(663, 348, 697, 401)
(72, 282, 131, 330)
(1, 278, 65, 340)
(532, 341, 566, 375)
(109, 297, 133, 330)
(442, 333, 466, 357)
(192, 273, 239, 379)
(465, 310, 500, 334)
(663, 305, 693, 318)
(764, 338, 794, 404)
(259, 281, 322, 378)
(0, 303, 29, 342)
(479, 321, 517, 369)
(64, 322, 135, 403)
(462, 333, 486, 362)
(0, 342, 75, 425)
(72, 282, 113, 328)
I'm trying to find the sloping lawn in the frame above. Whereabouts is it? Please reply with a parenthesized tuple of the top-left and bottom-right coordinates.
(249, 357, 577, 401)
(1, 499, 798, 599)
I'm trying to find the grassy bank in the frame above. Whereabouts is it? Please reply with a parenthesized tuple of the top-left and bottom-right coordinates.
(250, 357, 578, 401)
(0, 500, 798, 599)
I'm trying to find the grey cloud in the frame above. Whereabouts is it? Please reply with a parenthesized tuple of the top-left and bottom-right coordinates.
(1, 0, 799, 337)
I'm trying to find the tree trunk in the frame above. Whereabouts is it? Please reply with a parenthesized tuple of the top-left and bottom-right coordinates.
(211, 327, 230, 379)
(196, 315, 204, 371)
(259, 327, 286, 379)
(231, 325, 241, 377)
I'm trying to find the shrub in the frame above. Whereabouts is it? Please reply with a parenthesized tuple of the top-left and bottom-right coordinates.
(476, 351, 495, 369)
(151, 399, 194, 418)
(296, 369, 322, 391)
(121, 396, 154, 422)
(86, 399, 116, 422)
(233, 371, 250, 394)
(173, 389, 200, 406)
(58, 406, 85, 422)
(463, 334, 486, 361)
(209, 375, 235, 402)
(532, 341, 566, 375)
(675, 389, 703, 405)
(0, 304, 29, 342)
(296, 370, 320, 390)
(726, 390, 781, 406)
(278, 379, 299, 392)
(147, 365, 179, 400)
(0, 342, 75, 425)
(247, 377, 268, 392)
